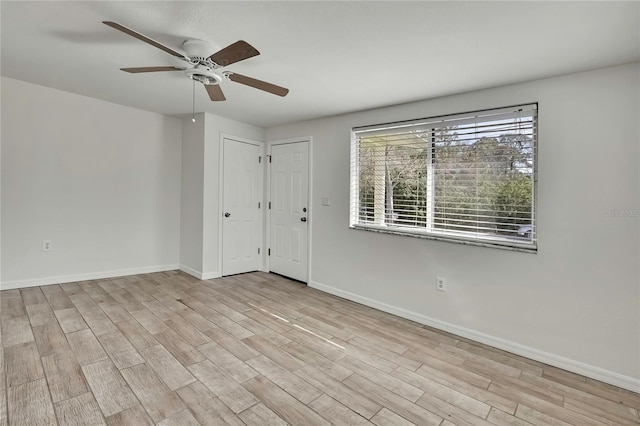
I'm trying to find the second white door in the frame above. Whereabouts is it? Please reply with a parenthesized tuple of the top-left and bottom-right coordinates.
(269, 141, 309, 282)
(222, 138, 262, 276)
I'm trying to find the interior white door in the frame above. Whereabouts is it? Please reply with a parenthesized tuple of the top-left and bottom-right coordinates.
(222, 138, 262, 276)
(269, 141, 309, 282)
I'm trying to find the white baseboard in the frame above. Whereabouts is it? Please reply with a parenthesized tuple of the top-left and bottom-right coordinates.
(178, 265, 203, 279)
(201, 271, 221, 280)
(309, 280, 640, 394)
(178, 265, 220, 280)
(0, 264, 180, 290)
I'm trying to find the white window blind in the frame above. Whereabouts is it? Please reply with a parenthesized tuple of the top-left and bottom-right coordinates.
(350, 104, 537, 251)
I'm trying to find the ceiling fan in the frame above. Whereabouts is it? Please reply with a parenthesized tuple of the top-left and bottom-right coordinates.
(103, 21, 289, 101)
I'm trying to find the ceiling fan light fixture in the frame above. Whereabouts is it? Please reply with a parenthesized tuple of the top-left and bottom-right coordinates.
(188, 75, 220, 86)
(184, 65, 222, 86)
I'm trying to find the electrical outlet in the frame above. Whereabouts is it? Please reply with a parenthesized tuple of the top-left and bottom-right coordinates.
(42, 240, 53, 252)
(436, 276, 446, 291)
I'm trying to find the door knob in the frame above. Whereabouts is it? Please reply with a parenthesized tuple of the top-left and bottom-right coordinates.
(300, 217, 307, 222)
(224, 212, 231, 217)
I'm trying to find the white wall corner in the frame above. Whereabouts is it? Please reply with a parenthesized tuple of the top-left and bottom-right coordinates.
(0, 264, 180, 291)
(179, 265, 205, 280)
(178, 265, 221, 281)
(308, 279, 640, 394)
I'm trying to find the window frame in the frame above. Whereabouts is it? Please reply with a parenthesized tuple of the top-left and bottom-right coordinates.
(349, 103, 538, 253)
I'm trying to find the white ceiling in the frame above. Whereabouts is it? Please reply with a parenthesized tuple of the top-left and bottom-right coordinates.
(2, 1, 639, 128)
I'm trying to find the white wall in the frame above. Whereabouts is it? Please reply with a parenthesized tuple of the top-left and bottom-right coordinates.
(1, 77, 182, 287)
(179, 114, 205, 275)
(179, 112, 263, 278)
(266, 63, 640, 389)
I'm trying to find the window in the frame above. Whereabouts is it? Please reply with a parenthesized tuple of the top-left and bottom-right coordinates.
(350, 104, 537, 251)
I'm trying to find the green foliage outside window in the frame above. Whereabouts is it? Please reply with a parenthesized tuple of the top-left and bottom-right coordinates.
(358, 125, 533, 238)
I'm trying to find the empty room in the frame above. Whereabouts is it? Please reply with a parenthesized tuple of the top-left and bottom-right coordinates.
(1, 1, 639, 425)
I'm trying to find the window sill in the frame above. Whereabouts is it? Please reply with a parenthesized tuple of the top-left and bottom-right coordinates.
(350, 223, 537, 253)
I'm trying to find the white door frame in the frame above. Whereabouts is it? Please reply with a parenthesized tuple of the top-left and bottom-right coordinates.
(218, 134, 265, 276)
(266, 137, 313, 283)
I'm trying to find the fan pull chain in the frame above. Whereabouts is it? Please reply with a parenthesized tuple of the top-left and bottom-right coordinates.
(192, 80, 196, 123)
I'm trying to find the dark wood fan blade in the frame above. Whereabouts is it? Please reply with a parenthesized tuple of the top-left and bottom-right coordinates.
(103, 21, 188, 60)
(205, 84, 226, 101)
(120, 66, 184, 73)
(209, 41, 259, 67)
(227, 73, 289, 97)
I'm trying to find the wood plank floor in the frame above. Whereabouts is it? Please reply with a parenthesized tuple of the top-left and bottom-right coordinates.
(1, 271, 638, 425)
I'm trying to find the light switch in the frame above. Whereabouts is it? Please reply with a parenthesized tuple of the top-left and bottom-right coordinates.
(321, 197, 331, 206)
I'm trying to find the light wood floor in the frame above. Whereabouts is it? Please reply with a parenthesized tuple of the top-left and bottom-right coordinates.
(1, 271, 638, 426)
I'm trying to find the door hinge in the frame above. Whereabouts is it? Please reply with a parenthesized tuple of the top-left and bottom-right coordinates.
(259, 156, 262, 163)
(268, 248, 271, 256)
(268, 155, 272, 163)
(258, 202, 261, 209)
(258, 248, 261, 254)
(268, 201, 271, 209)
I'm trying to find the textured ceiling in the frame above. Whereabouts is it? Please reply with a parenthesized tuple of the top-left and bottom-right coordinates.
(1, 1, 639, 127)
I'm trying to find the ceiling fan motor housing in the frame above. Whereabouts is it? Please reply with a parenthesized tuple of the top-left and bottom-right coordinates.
(181, 40, 224, 85)
(183, 39, 220, 64)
